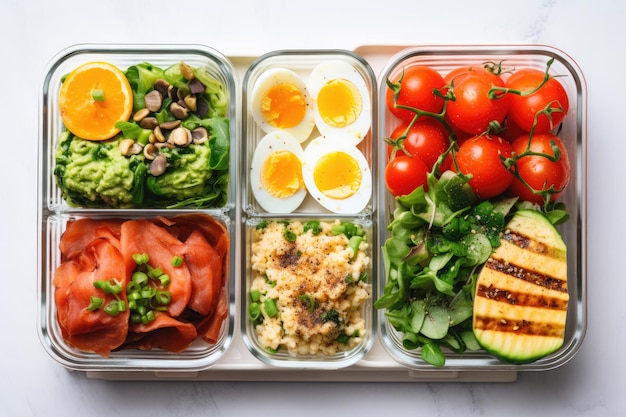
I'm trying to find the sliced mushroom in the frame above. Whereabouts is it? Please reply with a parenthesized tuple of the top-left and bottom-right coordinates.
(153, 125, 166, 142)
(189, 78, 205, 95)
(184, 94, 197, 112)
(153, 79, 170, 97)
(191, 127, 209, 144)
(168, 86, 179, 101)
(170, 102, 189, 120)
(177, 85, 191, 101)
(132, 108, 150, 122)
(155, 142, 175, 150)
(169, 127, 192, 146)
(129, 143, 144, 155)
(144, 90, 163, 112)
(160, 119, 181, 130)
(180, 62, 195, 81)
(195, 98, 209, 118)
(140, 116, 159, 130)
(119, 138, 137, 156)
(150, 154, 167, 176)
(143, 143, 159, 160)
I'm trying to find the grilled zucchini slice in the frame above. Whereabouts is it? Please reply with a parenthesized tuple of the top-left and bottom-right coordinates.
(473, 209, 568, 364)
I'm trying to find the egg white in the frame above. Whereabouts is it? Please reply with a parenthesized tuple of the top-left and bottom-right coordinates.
(308, 61, 372, 146)
(250, 131, 307, 213)
(302, 136, 372, 214)
(250, 68, 315, 143)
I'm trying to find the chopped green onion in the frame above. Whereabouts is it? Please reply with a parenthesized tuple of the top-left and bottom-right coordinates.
(249, 302, 261, 321)
(148, 267, 163, 279)
(132, 253, 149, 265)
(348, 235, 363, 259)
(264, 298, 278, 318)
(158, 274, 171, 286)
(250, 289, 262, 302)
(93, 278, 123, 295)
(298, 294, 316, 312)
(126, 282, 141, 294)
(91, 88, 105, 101)
(142, 310, 155, 324)
(171, 256, 183, 267)
(126, 259, 172, 325)
(104, 301, 121, 315)
(336, 333, 350, 344)
(283, 228, 297, 243)
(86, 296, 104, 311)
(131, 271, 148, 285)
(156, 290, 171, 305)
(303, 220, 323, 235)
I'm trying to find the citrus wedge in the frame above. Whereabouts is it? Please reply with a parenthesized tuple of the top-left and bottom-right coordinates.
(59, 61, 133, 141)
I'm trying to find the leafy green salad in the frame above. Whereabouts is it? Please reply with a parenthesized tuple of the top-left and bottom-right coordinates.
(54, 61, 230, 209)
(374, 158, 569, 366)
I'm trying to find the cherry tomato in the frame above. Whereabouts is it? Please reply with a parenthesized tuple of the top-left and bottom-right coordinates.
(455, 134, 513, 199)
(386, 65, 445, 123)
(385, 155, 429, 197)
(508, 132, 570, 204)
(506, 68, 569, 133)
(386, 117, 449, 170)
(500, 116, 527, 142)
(444, 67, 509, 136)
(439, 135, 469, 173)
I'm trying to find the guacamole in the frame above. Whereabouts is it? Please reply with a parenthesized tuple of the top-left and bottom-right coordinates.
(55, 132, 138, 208)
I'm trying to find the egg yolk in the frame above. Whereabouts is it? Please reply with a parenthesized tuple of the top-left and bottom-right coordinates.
(261, 83, 307, 129)
(317, 79, 362, 128)
(261, 150, 304, 198)
(313, 151, 362, 199)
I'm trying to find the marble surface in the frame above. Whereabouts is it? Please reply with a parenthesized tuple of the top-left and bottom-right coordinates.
(1, 0, 621, 415)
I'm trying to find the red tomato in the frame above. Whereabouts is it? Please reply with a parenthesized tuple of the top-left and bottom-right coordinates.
(385, 155, 429, 197)
(506, 68, 569, 133)
(455, 134, 513, 199)
(386, 118, 449, 170)
(444, 67, 509, 136)
(508, 132, 571, 204)
(386, 65, 445, 123)
(500, 116, 527, 142)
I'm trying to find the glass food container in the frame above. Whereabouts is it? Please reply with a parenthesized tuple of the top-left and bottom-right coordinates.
(240, 50, 378, 368)
(375, 44, 587, 370)
(37, 44, 238, 372)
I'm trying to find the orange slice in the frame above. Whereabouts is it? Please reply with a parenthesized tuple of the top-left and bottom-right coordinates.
(59, 61, 133, 141)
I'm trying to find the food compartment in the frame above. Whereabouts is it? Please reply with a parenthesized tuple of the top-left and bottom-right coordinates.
(241, 50, 378, 216)
(40, 44, 237, 212)
(240, 217, 376, 368)
(376, 45, 587, 370)
(37, 211, 234, 371)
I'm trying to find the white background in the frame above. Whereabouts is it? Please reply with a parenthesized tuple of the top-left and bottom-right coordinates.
(1, 0, 621, 415)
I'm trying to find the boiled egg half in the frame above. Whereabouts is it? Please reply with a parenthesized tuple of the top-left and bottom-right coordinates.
(302, 136, 372, 214)
(308, 61, 371, 145)
(250, 68, 315, 142)
(250, 131, 307, 213)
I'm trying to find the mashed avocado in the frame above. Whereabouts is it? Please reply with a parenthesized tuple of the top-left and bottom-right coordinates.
(147, 144, 212, 200)
(54, 116, 230, 209)
(55, 132, 138, 208)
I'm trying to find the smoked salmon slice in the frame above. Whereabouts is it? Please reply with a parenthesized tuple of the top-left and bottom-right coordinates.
(124, 313, 198, 352)
(120, 219, 192, 317)
(183, 230, 223, 316)
(59, 218, 123, 261)
(53, 213, 229, 356)
(53, 238, 129, 356)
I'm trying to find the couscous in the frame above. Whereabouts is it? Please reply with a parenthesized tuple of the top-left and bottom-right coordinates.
(249, 220, 371, 356)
